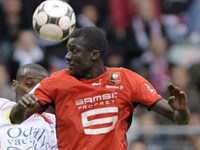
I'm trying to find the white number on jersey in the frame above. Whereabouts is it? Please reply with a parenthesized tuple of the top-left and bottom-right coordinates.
(81, 107, 118, 135)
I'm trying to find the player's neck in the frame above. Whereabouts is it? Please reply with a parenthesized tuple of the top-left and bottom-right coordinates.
(78, 65, 106, 80)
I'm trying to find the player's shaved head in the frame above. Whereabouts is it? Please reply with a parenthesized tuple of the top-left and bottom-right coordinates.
(16, 63, 49, 81)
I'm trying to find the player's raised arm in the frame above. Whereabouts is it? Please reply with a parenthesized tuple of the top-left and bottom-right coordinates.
(151, 83, 190, 125)
(10, 94, 43, 124)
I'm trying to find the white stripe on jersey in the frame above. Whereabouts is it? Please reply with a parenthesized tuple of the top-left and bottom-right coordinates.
(29, 83, 41, 94)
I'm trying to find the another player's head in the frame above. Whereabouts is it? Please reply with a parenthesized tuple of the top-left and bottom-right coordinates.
(12, 63, 49, 102)
(65, 27, 108, 77)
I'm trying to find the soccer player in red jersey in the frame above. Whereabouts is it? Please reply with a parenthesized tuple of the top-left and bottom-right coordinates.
(10, 27, 190, 150)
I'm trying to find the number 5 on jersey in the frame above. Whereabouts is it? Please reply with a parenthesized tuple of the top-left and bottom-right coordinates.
(81, 107, 118, 135)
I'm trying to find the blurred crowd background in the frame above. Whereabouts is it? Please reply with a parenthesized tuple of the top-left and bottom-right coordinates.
(0, 0, 200, 149)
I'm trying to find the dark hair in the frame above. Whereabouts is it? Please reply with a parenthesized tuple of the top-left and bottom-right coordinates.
(70, 27, 108, 59)
(16, 63, 49, 81)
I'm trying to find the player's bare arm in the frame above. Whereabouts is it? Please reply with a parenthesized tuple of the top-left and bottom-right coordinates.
(10, 94, 43, 124)
(151, 83, 190, 125)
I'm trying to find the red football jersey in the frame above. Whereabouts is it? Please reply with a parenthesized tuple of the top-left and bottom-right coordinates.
(33, 67, 162, 150)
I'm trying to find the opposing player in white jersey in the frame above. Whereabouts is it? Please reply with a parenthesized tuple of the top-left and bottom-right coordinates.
(0, 63, 57, 150)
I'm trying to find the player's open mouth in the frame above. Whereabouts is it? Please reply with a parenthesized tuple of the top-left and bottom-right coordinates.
(68, 64, 74, 71)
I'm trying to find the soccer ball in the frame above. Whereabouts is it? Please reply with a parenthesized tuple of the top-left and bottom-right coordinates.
(32, 0, 76, 42)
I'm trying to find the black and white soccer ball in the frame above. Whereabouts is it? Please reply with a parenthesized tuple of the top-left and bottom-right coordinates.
(32, 0, 76, 42)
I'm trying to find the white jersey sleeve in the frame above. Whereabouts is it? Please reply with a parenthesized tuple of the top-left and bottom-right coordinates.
(0, 98, 58, 150)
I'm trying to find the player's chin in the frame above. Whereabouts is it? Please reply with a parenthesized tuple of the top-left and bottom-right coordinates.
(69, 68, 74, 75)
(69, 69, 81, 78)
(69, 68, 76, 76)
(68, 65, 74, 71)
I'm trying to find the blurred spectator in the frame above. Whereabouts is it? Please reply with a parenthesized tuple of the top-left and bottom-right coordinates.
(124, 0, 166, 69)
(75, 4, 108, 35)
(156, 65, 200, 125)
(188, 113, 200, 150)
(144, 36, 170, 93)
(0, 62, 15, 101)
(169, 65, 200, 113)
(167, 42, 200, 69)
(160, 0, 200, 44)
(105, 29, 126, 67)
(0, 0, 28, 42)
(0, 41, 12, 63)
(148, 36, 170, 94)
(105, 52, 124, 67)
(129, 140, 147, 150)
(159, 0, 192, 44)
(21, 0, 45, 29)
(188, 62, 200, 92)
(129, 36, 170, 94)
(108, 0, 134, 39)
(76, 4, 99, 28)
(126, 115, 141, 149)
(189, 112, 200, 126)
(161, 14, 188, 45)
(185, 0, 200, 44)
(192, 135, 200, 150)
(69, 0, 108, 27)
(12, 30, 45, 66)
(0, 0, 29, 63)
(9, 29, 49, 80)
(159, 0, 193, 14)
(136, 114, 163, 150)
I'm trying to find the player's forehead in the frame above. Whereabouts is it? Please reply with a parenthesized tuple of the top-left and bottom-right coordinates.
(67, 37, 85, 47)
(18, 68, 46, 81)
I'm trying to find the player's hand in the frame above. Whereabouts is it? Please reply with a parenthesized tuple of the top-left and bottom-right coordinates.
(18, 94, 38, 110)
(167, 83, 188, 112)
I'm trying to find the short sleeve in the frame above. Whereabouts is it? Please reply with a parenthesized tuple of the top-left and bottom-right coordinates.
(30, 79, 54, 106)
(129, 72, 162, 108)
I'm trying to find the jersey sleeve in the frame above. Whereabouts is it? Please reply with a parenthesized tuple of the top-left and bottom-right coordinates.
(128, 71, 162, 109)
(30, 77, 55, 106)
(29, 70, 68, 108)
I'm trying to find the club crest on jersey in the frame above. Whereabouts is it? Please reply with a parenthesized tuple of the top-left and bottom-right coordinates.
(109, 72, 121, 85)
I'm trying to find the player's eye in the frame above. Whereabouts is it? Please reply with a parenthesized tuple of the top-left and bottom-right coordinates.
(25, 82, 33, 87)
(72, 49, 78, 54)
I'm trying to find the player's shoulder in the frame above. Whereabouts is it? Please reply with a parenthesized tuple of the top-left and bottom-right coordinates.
(0, 98, 15, 106)
(107, 67, 145, 82)
(107, 67, 131, 71)
(107, 67, 138, 75)
(42, 69, 70, 83)
(49, 69, 70, 78)
(0, 98, 16, 110)
(0, 98, 10, 103)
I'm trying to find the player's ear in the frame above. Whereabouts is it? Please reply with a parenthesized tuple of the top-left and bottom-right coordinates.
(12, 80, 18, 92)
(91, 50, 100, 61)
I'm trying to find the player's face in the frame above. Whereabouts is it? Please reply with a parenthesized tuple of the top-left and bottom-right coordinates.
(65, 37, 94, 78)
(12, 71, 45, 102)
